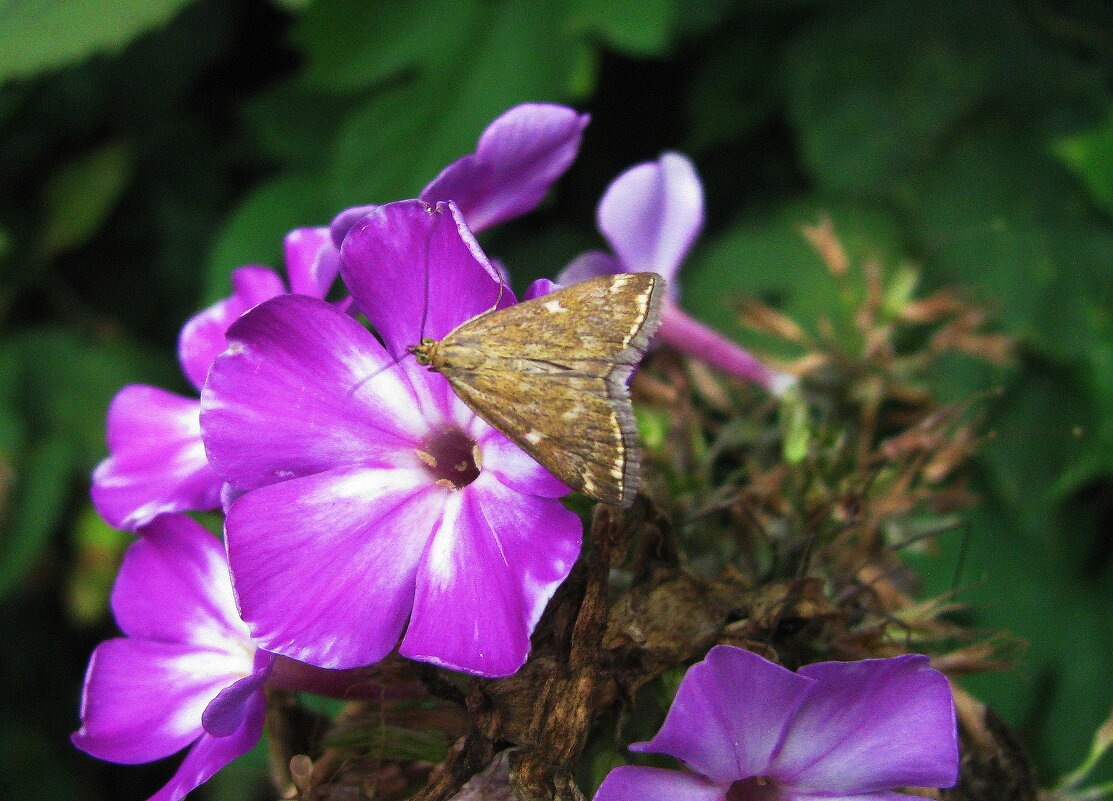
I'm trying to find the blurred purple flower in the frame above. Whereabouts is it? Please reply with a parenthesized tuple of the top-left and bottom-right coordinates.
(72, 513, 272, 801)
(329, 103, 589, 243)
(90, 229, 339, 530)
(594, 646, 958, 801)
(558, 153, 795, 395)
(200, 199, 582, 678)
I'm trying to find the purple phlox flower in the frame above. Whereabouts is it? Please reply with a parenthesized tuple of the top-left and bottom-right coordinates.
(72, 512, 391, 801)
(72, 513, 272, 801)
(90, 228, 340, 530)
(594, 646, 958, 801)
(200, 199, 582, 678)
(557, 153, 795, 395)
(329, 103, 589, 244)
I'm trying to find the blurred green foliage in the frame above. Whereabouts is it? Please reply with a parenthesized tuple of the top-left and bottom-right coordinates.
(1, 0, 1111, 798)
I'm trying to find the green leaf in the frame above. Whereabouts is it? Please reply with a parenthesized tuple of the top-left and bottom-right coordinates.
(0, 328, 171, 597)
(685, 24, 780, 152)
(0, 435, 74, 597)
(1054, 112, 1113, 218)
(783, 0, 1091, 192)
(37, 141, 133, 257)
(0, 717, 77, 799)
(565, 0, 679, 57)
(916, 497, 1113, 777)
(11, 328, 172, 457)
(292, 0, 483, 93)
(899, 124, 1113, 356)
(329, 1, 586, 209)
(205, 173, 335, 303)
(243, 80, 357, 170)
(0, 0, 198, 81)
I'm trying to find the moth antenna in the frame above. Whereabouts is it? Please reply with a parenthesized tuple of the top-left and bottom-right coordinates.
(417, 222, 436, 343)
(490, 274, 505, 313)
(476, 267, 508, 318)
(347, 353, 407, 398)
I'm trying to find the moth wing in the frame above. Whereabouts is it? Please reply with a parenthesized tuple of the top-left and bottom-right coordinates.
(435, 272, 665, 506)
(448, 272, 664, 368)
(442, 366, 639, 506)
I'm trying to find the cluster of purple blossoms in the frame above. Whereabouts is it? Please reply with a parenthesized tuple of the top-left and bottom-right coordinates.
(74, 104, 957, 801)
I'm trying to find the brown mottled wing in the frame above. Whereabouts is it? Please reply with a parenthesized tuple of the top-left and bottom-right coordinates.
(434, 273, 664, 506)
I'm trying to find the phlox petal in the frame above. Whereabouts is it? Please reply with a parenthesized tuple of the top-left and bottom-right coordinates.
(523, 277, 560, 301)
(72, 638, 244, 765)
(401, 472, 581, 677)
(201, 294, 428, 493)
(283, 226, 341, 298)
(772, 655, 958, 794)
(178, 266, 286, 391)
(147, 690, 265, 801)
(112, 514, 245, 649)
(632, 646, 812, 784)
(789, 793, 924, 801)
(225, 464, 442, 669)
(479, 429, 569, 498)
(421, 103, 589, 232)
(91, 385, 222, 531)
(597, 152, 703, 284)
(555, 250, 620, 287)
(593, 766, 726, 801)
(340, 199, 511, 359)
(201, 651, 273, 737)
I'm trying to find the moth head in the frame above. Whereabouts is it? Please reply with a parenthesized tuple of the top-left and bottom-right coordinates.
(409, 338, 439, 366)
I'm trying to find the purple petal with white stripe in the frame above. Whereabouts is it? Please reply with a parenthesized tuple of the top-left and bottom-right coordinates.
(201, 294, 429, 493)
(401, 471, 581, 676)
(597, 152, 703, 283)
(71, 638, 238, 764)
(422, 104, 589, 232)
(112, 514, 246, 648)
(91, 386, 222, 531)
(147, 690, 265, 801)
(224, 464, 442, 669)
(478, 429, 569, 498)
(201, 651, 273, 737)
(72, 513, 267, 801)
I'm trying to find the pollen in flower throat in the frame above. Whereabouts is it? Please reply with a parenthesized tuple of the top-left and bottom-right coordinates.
(416, 428, 482, 489)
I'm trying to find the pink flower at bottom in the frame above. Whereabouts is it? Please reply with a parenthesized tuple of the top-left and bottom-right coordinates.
(594, 646, 958, 801)
(72, 514, 272, 801)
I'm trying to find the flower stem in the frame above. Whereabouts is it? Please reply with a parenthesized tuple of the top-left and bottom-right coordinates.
(658, 299, 796, 395)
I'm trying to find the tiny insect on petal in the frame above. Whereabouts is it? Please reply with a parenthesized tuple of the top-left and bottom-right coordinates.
(411, 272, 665, 507)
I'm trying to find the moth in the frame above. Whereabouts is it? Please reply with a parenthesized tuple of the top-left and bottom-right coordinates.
(410, 272, 665, 507)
